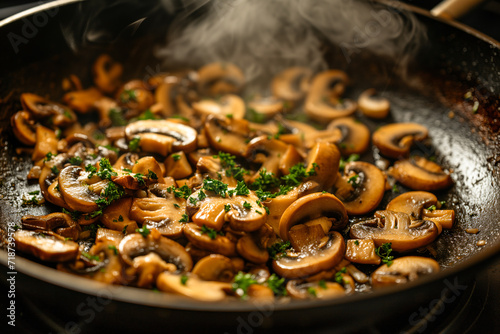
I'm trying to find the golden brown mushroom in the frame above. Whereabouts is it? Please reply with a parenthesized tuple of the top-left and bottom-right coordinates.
(372, 123, 428, 159)
(92, 54, 123, 94)
(197, 62, 245, 96)
(389, 156, 453, 191)
(21, 212, 81, 241)
(327, 117, 371, 156)
(192, 94, 245, 120)
(371, 256, 440, 288)
(358, 89, 390, 119)
(271, 67, 312, 101)
(156, 272, 230, 302)
(11, 111, 37, 146)
(14, 230, 79, 262)
(191, 254, 235, 282)
(183, 223, 237, 257)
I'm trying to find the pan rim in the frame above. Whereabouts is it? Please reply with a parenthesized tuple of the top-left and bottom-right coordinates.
(1, 0, 500, 313)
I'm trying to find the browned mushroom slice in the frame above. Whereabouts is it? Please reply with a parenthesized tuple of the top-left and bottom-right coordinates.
(14, 230, 79, 262)
(345, 239, 381, 265)
(116, 80, 154, 112)
(327, 117, 371, 156)
(197, 62, 245, 96)
(386, 191, 455, 233)
(58, 165, 101, 213)
(247, 96, 284, 120)
(119, 231, 192, 272)
(165, 151, 193, 180)
(371, 256, 440, 288)
(236, 234, 269, 264)
(271, 67, 312, 101)
(272, 231, 345, 279)
(372, 123, 428, 159)
(132, 156, 165, 182)
(192, 94, 245, 120)
(279, 192, 348, 241)
(157, 272, 231, 301)
(279, 118, 342, 149)
(94, 97, 119, 128)
(183, 223, 237, 257)
(93, 54, 123, 94)
(305, 70, 357, 122)
(191, 254, 235, 282)
(11, 111, 37, 146)
(113, 153, 139, 171)
(305, 142, 341, 191)
(101, 197, 139, 234)
(31, 125, 58, 161)
(21, 212, 81, 241)
(245, 136, 301, 179)
(129, 197, 185, 238)
(125, 120, 197, 156)
(81, 240, 126, 284)
(389, 156, 453, 191)
(63, 87, 103, 114)
(187, 186, 267, 232)
(204, 115, 249, 157)
(21, 93, 77, 127)
(358, 89, 390, 119)
(334, 161, 386, 216)
(286, 280, 345, 299)
(350, 210, 439, 252)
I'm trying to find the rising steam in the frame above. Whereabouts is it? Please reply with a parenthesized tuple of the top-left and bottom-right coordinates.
(158, 0, 427, 89)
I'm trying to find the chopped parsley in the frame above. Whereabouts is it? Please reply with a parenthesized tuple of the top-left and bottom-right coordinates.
(266, 274, 287, 296)
(134, 173, 146, 187)
(122, 225, 129, 235)
(202, 177, 229, 197)
(201, 225, 220, 239)
(375, 242, 394, 267)
(250, 169, 280, 192)
(354, 240, 359, 246)
(243, 201, 252, 210)
(68, 156, 82, 165)
(179, 213, 189, 223)
(339, 154, 360, 170)
(307, 287, 317, 297)
(232, 272, 258, 299)
(173, 203, 180, 209)
(120, 89, 137, 103)
(44, 152, 54, 161)
(82, 252, 100, 261)
(137, 109, 156, 120)
(215, 152, 248, 181)
(51, 166, 60, 174)
(108, 245, 118, 255)
(245, 107, 267, 124)
(128, 137, 141, 152)
(180, 275, 189, 285)
(108, 108, 127, 126)
(392, 184, 399, 193)
(347, 174, 359, 187)
(318, 280, 327, 289)
(172, 154, 181, 162)
(224, 204, 231, 212)
(427, 205, 437, 211)
(167, 185, 192, 200)
(135, 226, 150, 238)
(147, 170, 158, 180)
(335, 267, 347, 284)
(97, 158, 117, 180)
(232, 180, 250, 196)
(268, 241, 292, 260)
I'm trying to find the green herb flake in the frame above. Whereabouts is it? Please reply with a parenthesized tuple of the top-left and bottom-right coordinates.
(68, 156, 83, 166)
(339, 154, 360, 170)
(375, 243, 394, 267)
(201, 225, 219, 240)
(232, 272, 258, 299)
(173, 203, 180, 209)
(266, 274, 287, 296)
(307, 287, 317, 297)
(335, 267, 347, 284)
(82, 252, 100, 262)
(108, 245, 118, 255)
(318, 280, 327, 290)
(180, 275, 189, 285)
(427, 205, 437, 211)
(135, 226, 151, 238)
(122, 225, 129, 235)
(108, 108, 127, 126)
(243, 201, 252, 210)
(51, 166, 60, 174)
(354, 240, 360, 246)
(224, 204, 231, 212)
(172, 154, 181, 162)
(267, 241, 292, 260)
(179, 214, 189, 223)
(128, 137, 141, 152)
(44, 152, 54, 161)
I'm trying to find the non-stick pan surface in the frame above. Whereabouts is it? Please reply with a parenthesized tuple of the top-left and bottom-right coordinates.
(0, 0, 499, 332)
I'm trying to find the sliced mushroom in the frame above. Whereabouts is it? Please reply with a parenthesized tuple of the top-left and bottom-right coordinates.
(129, 197, 185, 238)
(387, 191, 455, 233)
(14, 230, 79, 262)
(204, 115, 249, 156)
(280, 118, 342, 149)
(327, 117, 370, 156)
(371, 256, 440, 288)
(31, 125, 58, 161)
(372, 123, 428, 159)
(350, 210, 439, 252)
(119, 231, 192, 272)
(279, 192, 348, 241)
(272, 231, 345, 279)
(125, 120, 197, 156)
(183, 223, 237, 257)
(236, 234, 269, 264)
(305, 70, 357, 122)
(113, 152, 139, 171)
(187, 186, 267, 232)
(157, 272, 230, 301)
(192, 254, 235, 282)
(11, 111, 37, 146)
(358, 89, 390, 119)
(101, 197, 139, 234)
(21, 212, 80, 241)
(305, 142, 341, 191)
(116, 80, 154, 112)
(21, 93, 77, 127)
(192, 94, 245, 120)
(271, 67, 312, 101)
(93, 54, 123, 94)
(132, 252, 177, 288)
(286, 279, 345, 299)
(63, 87, 102, 114)
(389, 156, 453, 191)
(58, 165, 101, 213)
(247, 96, 284, 119)
(345, 239, 381, 265)
(197, 62, 245, 96)
(165, 151, 193, 180)
(334, 161, 386, 215)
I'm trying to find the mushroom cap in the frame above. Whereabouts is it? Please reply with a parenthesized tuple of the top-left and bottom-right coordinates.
(118, 233, 193, 272)
(272, 231, 345, 279)
(271, 67, 312, 101)
(372, 123, 428, 159)
(204, 115, 249, 157)
(338, 161, 386, 216)
(92, 54, 123, 94)
(183, 223, 237, 257)
(236, 234, 269, 264)
(125, 120, 198, 155)
(156, 272, 230, 302)
(349, 210, 439, 252)
(58, 165, 101, 213)
(247, 96, 284, 119)
(371, 256, 440, 288)
(129, 197, 185, 238)
(197, 62, 245, 96)
(11, 111, 36, 146)
(21, 212, 80, 241)
(191, 254, 235, 282)
(358, 88, 390, 119)
(14, 230, 79, 262)
(279, 192, 348, 241)
(305, 142, 341, 190)
(389, 156, 453, 191)
(327, 117, 371, 156)
(21, 93, 77, 127)
(386, 191, 438, 220)
(101, 197, 139, 234)
(286, 279, 345, 299)
(192, 94, 245, 120)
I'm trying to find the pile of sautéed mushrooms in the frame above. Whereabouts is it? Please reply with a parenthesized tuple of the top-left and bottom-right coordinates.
(10, 56, 455, 301)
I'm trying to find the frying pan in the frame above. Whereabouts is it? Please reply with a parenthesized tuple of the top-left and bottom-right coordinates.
(0, 0, 499, 332)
